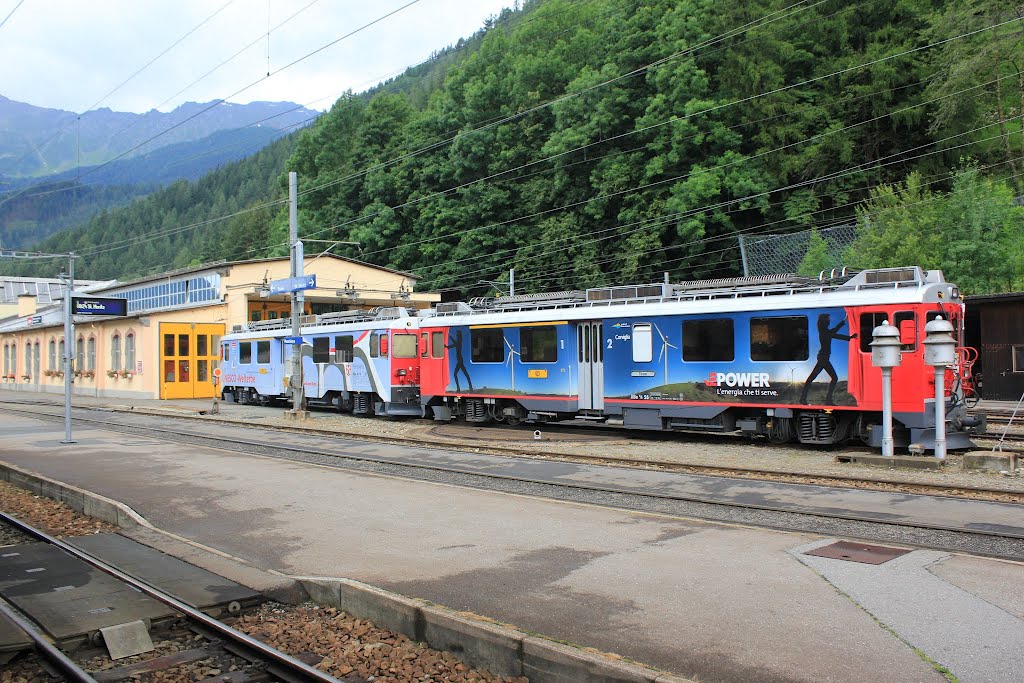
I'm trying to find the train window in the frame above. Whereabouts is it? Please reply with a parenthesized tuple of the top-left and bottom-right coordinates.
(894, 312, 916, 351)
(370, 333, 379, 358)
(632, 324, 653, 362)
(521, 326, 558, 363)
(432, 332, 444, 358)
(335, 336, 353, 363)
(313, 337, 331, 364)
(1013, 346, 1024, 373)
(683, 319, 734, 361)
(223, 344, 230, 362)
(240, 342, 252, 364)
(750, 316, 808, 361)
(927, 310, 962, 345)
(471, 328, 505, 363)
(257, 341, 270, 364)
(393, 333, 417, 358)
(859, 312, 916, 352)
(578, 327, 584, 362)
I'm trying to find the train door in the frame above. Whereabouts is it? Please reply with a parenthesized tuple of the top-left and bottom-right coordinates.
(576, 321, 604, 410)
(418, 328, 448, 398)
(160, 322, 224, 399)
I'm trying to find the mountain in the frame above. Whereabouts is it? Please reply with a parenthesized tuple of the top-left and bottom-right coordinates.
(0, 96, 319, 179)
(0, 98, 318, 250)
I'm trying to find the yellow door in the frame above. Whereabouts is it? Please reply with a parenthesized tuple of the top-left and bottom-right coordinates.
(160, 323, 224, 399)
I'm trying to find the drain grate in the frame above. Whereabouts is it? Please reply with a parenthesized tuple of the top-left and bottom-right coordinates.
(804, 540, 911, 565)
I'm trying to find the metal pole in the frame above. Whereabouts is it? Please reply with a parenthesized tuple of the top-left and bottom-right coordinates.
(738, 235, 749, 277)
(881, 366, 893, 457)
(62, 253, 75, 444)
(509, 268, 514, 297)
(934, 367, 947, 461)
(288, 172, 305, 414)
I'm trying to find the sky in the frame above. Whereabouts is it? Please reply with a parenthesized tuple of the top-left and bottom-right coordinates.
(0, 0, 513, 114)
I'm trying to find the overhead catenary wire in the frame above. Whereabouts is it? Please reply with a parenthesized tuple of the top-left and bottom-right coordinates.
(304, 13, 1022, 258)
(511, 157, 1024, 289)
(61, 0, 832, 262)
(295, 0, 833, 201)
(70, 8, 1015, 286)
(0, 0, 24, 30)
(0, 1, 241, 194)
(2, 0, 588, 208)
(25, 3, 1024, 290)
(4, 0, 425, 211)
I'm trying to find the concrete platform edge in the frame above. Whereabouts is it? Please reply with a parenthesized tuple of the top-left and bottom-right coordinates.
(0, 459, 307, 604)
(298, 576, 687, 683)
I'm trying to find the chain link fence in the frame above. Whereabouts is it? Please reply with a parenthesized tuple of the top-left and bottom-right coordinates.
(740, 223, 857, 277)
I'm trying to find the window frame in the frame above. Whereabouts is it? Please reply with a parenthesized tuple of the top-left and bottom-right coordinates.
(392, 333, 418, 359)
(521, 325, 559, 363)
(256, 340, 271, 364)
(632, 323, 653, 363)
(111, 334, 121, 371)
(335, 335, 353, 363)
(313, 336, 331, 364)
(683, 319, 735, 362)
(471, 328, 505, 364)
(749, 316, 809, 362)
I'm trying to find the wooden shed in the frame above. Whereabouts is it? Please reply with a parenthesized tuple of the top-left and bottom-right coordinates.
(964, 292, 1024, 402)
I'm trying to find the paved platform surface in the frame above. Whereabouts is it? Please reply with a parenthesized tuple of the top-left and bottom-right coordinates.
(1, 410, 1023, 682)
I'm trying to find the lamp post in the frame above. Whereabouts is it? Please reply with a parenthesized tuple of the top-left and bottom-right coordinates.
(870, 320, 902, 457)
(923, 315, 957, 461)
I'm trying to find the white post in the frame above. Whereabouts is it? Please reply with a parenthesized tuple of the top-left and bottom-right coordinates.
(509, 268, 514, 297)
(934, 367, 946, 461)
(881, 367, 894, 457)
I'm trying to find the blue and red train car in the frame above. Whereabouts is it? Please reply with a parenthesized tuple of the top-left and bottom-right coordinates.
(219, 266, 982, 450)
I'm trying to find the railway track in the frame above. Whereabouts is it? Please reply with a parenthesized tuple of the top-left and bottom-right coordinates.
(2, 401, 1023, 563)
(2, 398, 1018, 504)
(0, 512, 353, 683)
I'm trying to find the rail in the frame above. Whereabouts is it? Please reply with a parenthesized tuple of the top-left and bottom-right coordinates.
(0, 511, 346, 683)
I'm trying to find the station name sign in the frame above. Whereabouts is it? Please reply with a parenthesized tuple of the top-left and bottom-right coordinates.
(269, 274, 317, 295)
(72, 296, 128, 317)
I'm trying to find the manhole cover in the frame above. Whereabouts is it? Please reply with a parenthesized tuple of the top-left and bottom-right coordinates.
(804, 540, 911, 565)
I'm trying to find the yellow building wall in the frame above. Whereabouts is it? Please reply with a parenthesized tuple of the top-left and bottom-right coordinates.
(1, 256, 438, 400)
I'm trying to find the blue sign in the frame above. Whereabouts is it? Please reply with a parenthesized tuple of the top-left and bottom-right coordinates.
(270, 274, 317, 295)
(72, 296, 127, 316)
(283, 336, 306, 345)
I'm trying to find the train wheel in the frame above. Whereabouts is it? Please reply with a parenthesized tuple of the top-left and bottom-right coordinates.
(767, 417, 795, 444)
(237, 389, 250, 405)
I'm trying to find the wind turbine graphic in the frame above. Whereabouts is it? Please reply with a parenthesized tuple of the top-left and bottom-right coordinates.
(653, 322, 678, 390)
(504, 334, 521, 392)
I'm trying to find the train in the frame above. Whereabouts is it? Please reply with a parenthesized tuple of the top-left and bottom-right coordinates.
(218, 266, 985, 450)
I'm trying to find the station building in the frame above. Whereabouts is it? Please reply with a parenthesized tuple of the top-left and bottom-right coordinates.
(0, 256, 438, 400)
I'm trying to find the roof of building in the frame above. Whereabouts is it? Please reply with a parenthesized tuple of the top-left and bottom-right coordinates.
(964, 291, 1024, 305)
(101, 254, 418, 292)
(0, 276, 113, 305)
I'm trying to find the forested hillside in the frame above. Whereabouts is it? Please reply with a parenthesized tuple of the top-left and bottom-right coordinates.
(9, 0, 1023, 294)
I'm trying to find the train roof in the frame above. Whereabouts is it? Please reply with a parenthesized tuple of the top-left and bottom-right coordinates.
(424, 267, 961, 325)
(222, 267, 962, 338)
